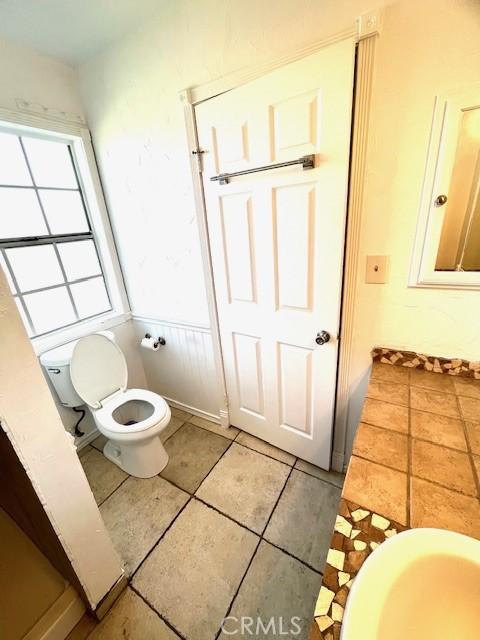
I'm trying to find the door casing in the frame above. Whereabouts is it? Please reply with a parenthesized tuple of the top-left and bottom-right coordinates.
(180, 15, 381, 471)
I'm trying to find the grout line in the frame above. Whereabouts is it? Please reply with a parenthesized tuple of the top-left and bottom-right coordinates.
(233, 439, 295, 467)
(293, 465, 345, 490)
(193, 495, 260, 536)
(261, 463, 295, 537)
(213, 536, 263, 640)
(185, 418, 238, 443)
(453, 393, 480, 501)
(97, 474, 131, 508)
(129, 584, 187, 640)
(130, 496, 193, 580)
(360, 415, 471, 454)
(193, 495, 324, 576)
(406, 375, 412, 527)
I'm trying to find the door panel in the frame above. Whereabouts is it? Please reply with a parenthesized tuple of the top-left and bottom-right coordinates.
(232, 332, 265, 418)
(274, 183, 315, 311)
(220, 193, 257, 303)
(277, 341, 314, 436)
(196, 38, 355, 467)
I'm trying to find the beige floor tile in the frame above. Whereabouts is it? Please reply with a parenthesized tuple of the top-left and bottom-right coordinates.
(294, 459, 345, 488)
(465, 421, 480, 455)
(189, 415, 240, 440)
(161, 423, 230, 493)
(366, 381, 409, 406)
(342, 455, 407, 525)
(411, 440, 476, 496)
(454, 377, 480, 400)
(410, 409, 467, 451)
(80, 448, 128, 505)
(264, 470, 341, 570)
(100, 476, 189, 575)
(160, 416, 184, 443)
(77, 444, 92, 459)
(218, 541, 322, 640)
(410, 387, 460, 419)
(169, 406, 192, 421)
(360, 398, 408, 433)
(91, 434, 108, 452)
(353, 423, 408, 472)
(409, 369, 455, 393)
(410, 477, 480, 539)
(196, 443, 290, 533)
(89, 588, 179, 639)
(133, 499, 258, 640)
(371, 363, 409, 384)
(458, 396, 480, 422)
(236, 431, 295, 465)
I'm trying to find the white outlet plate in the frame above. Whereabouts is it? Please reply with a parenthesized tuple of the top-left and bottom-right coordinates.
(366, 255, 389, 284)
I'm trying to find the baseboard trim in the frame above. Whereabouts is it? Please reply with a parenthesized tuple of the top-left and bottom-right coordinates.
(164, 396, 221, 424)
(75, 428, 101, 451)
(331, 450, 346, 474)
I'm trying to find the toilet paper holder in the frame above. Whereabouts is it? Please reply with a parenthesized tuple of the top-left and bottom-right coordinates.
(145, 333, 166, 348)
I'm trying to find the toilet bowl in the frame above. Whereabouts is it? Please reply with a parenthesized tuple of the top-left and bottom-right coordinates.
(70, 334, 171, 478)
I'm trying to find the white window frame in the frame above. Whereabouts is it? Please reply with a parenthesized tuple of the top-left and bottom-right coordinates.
(0, 109, 130, 353)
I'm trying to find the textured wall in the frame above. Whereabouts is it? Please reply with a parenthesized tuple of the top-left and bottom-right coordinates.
(78, 0, 480, 459)
(77, 0, 387, 324)
(0, 36, 84, 116)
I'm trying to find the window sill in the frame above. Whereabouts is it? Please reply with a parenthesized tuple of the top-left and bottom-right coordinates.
(32, 310, 132, 356)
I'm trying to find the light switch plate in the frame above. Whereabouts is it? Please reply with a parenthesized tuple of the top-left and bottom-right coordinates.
(366, 255, 389, 284)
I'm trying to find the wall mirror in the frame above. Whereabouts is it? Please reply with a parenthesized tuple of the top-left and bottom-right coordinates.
(410, 87, 480, 288)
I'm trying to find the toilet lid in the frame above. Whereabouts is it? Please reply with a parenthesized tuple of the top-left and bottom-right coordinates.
(70, 334, 128, 409)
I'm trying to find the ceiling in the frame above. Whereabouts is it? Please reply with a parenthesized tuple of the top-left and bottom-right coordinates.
(0, 0, 164, 66)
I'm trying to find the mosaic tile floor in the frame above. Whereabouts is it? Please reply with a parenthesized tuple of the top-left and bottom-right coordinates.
(76, 410, 344, 640)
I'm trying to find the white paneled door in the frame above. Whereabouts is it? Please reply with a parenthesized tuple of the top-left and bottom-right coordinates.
(195, 38, 355, 468)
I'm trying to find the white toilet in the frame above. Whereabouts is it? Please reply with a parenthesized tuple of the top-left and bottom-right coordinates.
(42, 333, 171, 478)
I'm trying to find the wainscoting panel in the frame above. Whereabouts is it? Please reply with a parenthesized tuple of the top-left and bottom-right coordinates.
(132, 317, 223, 420)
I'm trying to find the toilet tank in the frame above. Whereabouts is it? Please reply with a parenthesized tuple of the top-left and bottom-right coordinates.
(40, 331, 116, 407)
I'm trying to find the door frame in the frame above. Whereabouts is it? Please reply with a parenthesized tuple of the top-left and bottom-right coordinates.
(180, 10, 382, 470)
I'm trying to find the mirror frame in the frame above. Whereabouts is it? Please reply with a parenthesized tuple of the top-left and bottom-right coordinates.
(410, 85, 480, 289)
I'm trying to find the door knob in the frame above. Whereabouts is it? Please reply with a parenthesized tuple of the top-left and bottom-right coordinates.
(316, 331, 330, 345)
(434, 194, 448, 207)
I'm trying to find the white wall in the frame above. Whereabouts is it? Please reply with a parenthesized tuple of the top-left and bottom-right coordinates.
(78, 0, 480, 461)
(0, 36, 84, 117)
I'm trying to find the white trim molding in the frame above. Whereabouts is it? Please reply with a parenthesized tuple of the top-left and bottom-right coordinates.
(187, 27, 357, 104)
(184, 11, 383, 106)
(179, 89, 230, 424)
(333, 33, 378, 472)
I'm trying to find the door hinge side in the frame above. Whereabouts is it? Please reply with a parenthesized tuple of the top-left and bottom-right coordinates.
(191, 149, 205, 173)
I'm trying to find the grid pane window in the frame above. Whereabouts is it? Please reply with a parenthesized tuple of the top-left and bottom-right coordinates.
(0, 188, 48, 238)
(0, 128, 112, 337)
(0, 132, 32, 186)
(39, 190, 89, 235)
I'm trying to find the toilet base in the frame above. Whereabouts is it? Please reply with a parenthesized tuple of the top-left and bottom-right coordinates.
(103, 436, 169, 478)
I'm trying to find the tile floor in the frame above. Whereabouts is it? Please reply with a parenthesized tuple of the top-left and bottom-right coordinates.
(77, 408, 343, 640)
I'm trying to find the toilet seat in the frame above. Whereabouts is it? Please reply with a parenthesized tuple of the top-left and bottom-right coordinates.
(70, 333, 171, 478)
(95, 388, 169, 434)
